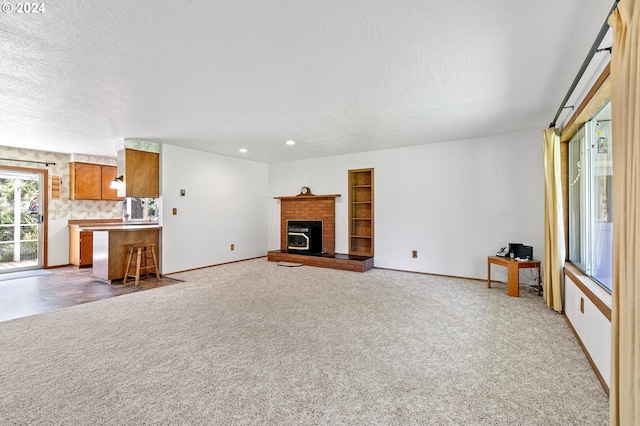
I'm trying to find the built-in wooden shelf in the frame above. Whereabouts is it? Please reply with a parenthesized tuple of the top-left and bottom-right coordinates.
(349, 168, 374, 256)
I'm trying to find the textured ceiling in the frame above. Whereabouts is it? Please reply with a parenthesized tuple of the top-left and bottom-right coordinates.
(0, 0, 615, 163)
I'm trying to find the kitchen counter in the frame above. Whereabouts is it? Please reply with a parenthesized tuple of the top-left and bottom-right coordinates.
(72, 224, 161, 232)
(68, 219, 124, 268)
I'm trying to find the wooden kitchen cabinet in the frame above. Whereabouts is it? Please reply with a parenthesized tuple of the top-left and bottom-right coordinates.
(69, 162, 123, 200)
(70, 162, 101, 200)
(117, 149, 159, 198)
(69, 228, 93, 267)
(68, 219, 122, 267)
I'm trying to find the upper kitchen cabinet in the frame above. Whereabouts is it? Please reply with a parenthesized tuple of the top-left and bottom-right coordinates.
(69, 162, 100, 200)
(70, 162, 101, 200)
(101, 164, 123, 201)
(70, 162, 123, 200)
(117, 148, 159, 198)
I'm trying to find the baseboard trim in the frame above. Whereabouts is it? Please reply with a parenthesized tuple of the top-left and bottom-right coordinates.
(374, 267, 486, 283)
(164, 256, 267, 276)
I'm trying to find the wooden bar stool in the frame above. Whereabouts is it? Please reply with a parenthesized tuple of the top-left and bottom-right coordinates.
(123, 243, 160, 285)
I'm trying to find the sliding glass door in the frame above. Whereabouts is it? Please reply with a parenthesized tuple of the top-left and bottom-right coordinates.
(0, 169, 43, 272)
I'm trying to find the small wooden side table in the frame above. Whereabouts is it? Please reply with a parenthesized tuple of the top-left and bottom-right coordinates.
(487, 256, 541, 297)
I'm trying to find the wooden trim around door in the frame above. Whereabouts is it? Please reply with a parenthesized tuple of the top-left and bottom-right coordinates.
(0, 165, 49, 268)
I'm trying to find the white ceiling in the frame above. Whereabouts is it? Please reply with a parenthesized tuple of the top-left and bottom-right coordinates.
(0, 0, 615, 163)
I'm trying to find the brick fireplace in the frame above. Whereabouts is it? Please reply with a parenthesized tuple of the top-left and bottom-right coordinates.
(268, 192, 374, 272)
(277, 194, 338, 254)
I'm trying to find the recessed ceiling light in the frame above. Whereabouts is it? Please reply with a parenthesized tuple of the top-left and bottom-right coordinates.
(286, 140, 296, 146)
(239, 148, 248, 153)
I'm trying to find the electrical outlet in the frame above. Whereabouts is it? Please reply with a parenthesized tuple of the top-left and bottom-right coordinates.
(412, 250, 417, 258)
(230, 244, 235, 251)
(172, 208, 177, 215)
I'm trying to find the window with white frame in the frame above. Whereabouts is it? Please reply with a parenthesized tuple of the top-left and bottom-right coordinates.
(568, 99, 613, 292)
(123, 197, 159, 222)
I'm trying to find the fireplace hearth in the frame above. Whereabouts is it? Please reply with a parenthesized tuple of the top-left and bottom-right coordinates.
(270, 192, 372, 271)
(287, 220, 322, 255)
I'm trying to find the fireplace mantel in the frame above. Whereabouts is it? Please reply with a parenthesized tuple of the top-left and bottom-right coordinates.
(274, 194, 341, 200)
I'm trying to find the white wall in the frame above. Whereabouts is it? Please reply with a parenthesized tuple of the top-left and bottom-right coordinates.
(565, 275, 611, 387)
(268, 129, 544, 280)
(161, 144, 269, 274)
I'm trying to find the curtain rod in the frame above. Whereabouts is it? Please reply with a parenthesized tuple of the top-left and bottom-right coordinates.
(549, 0, 619, 128)
(0, 158, 56, 166)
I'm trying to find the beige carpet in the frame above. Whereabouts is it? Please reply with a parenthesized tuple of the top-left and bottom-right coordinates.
(0, 258, 608, 425)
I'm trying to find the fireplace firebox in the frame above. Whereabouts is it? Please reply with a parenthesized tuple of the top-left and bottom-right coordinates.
(287, 220, 322, 255)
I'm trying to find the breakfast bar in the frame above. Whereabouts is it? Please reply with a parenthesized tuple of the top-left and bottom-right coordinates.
(82, 224, 161, 283)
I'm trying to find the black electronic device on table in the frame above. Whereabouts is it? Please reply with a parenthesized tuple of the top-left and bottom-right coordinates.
(496, 243, 533, 260)
(517, 245, 533, 260)
(505, 242, 533, 260)
(508, 243, 523, 258)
